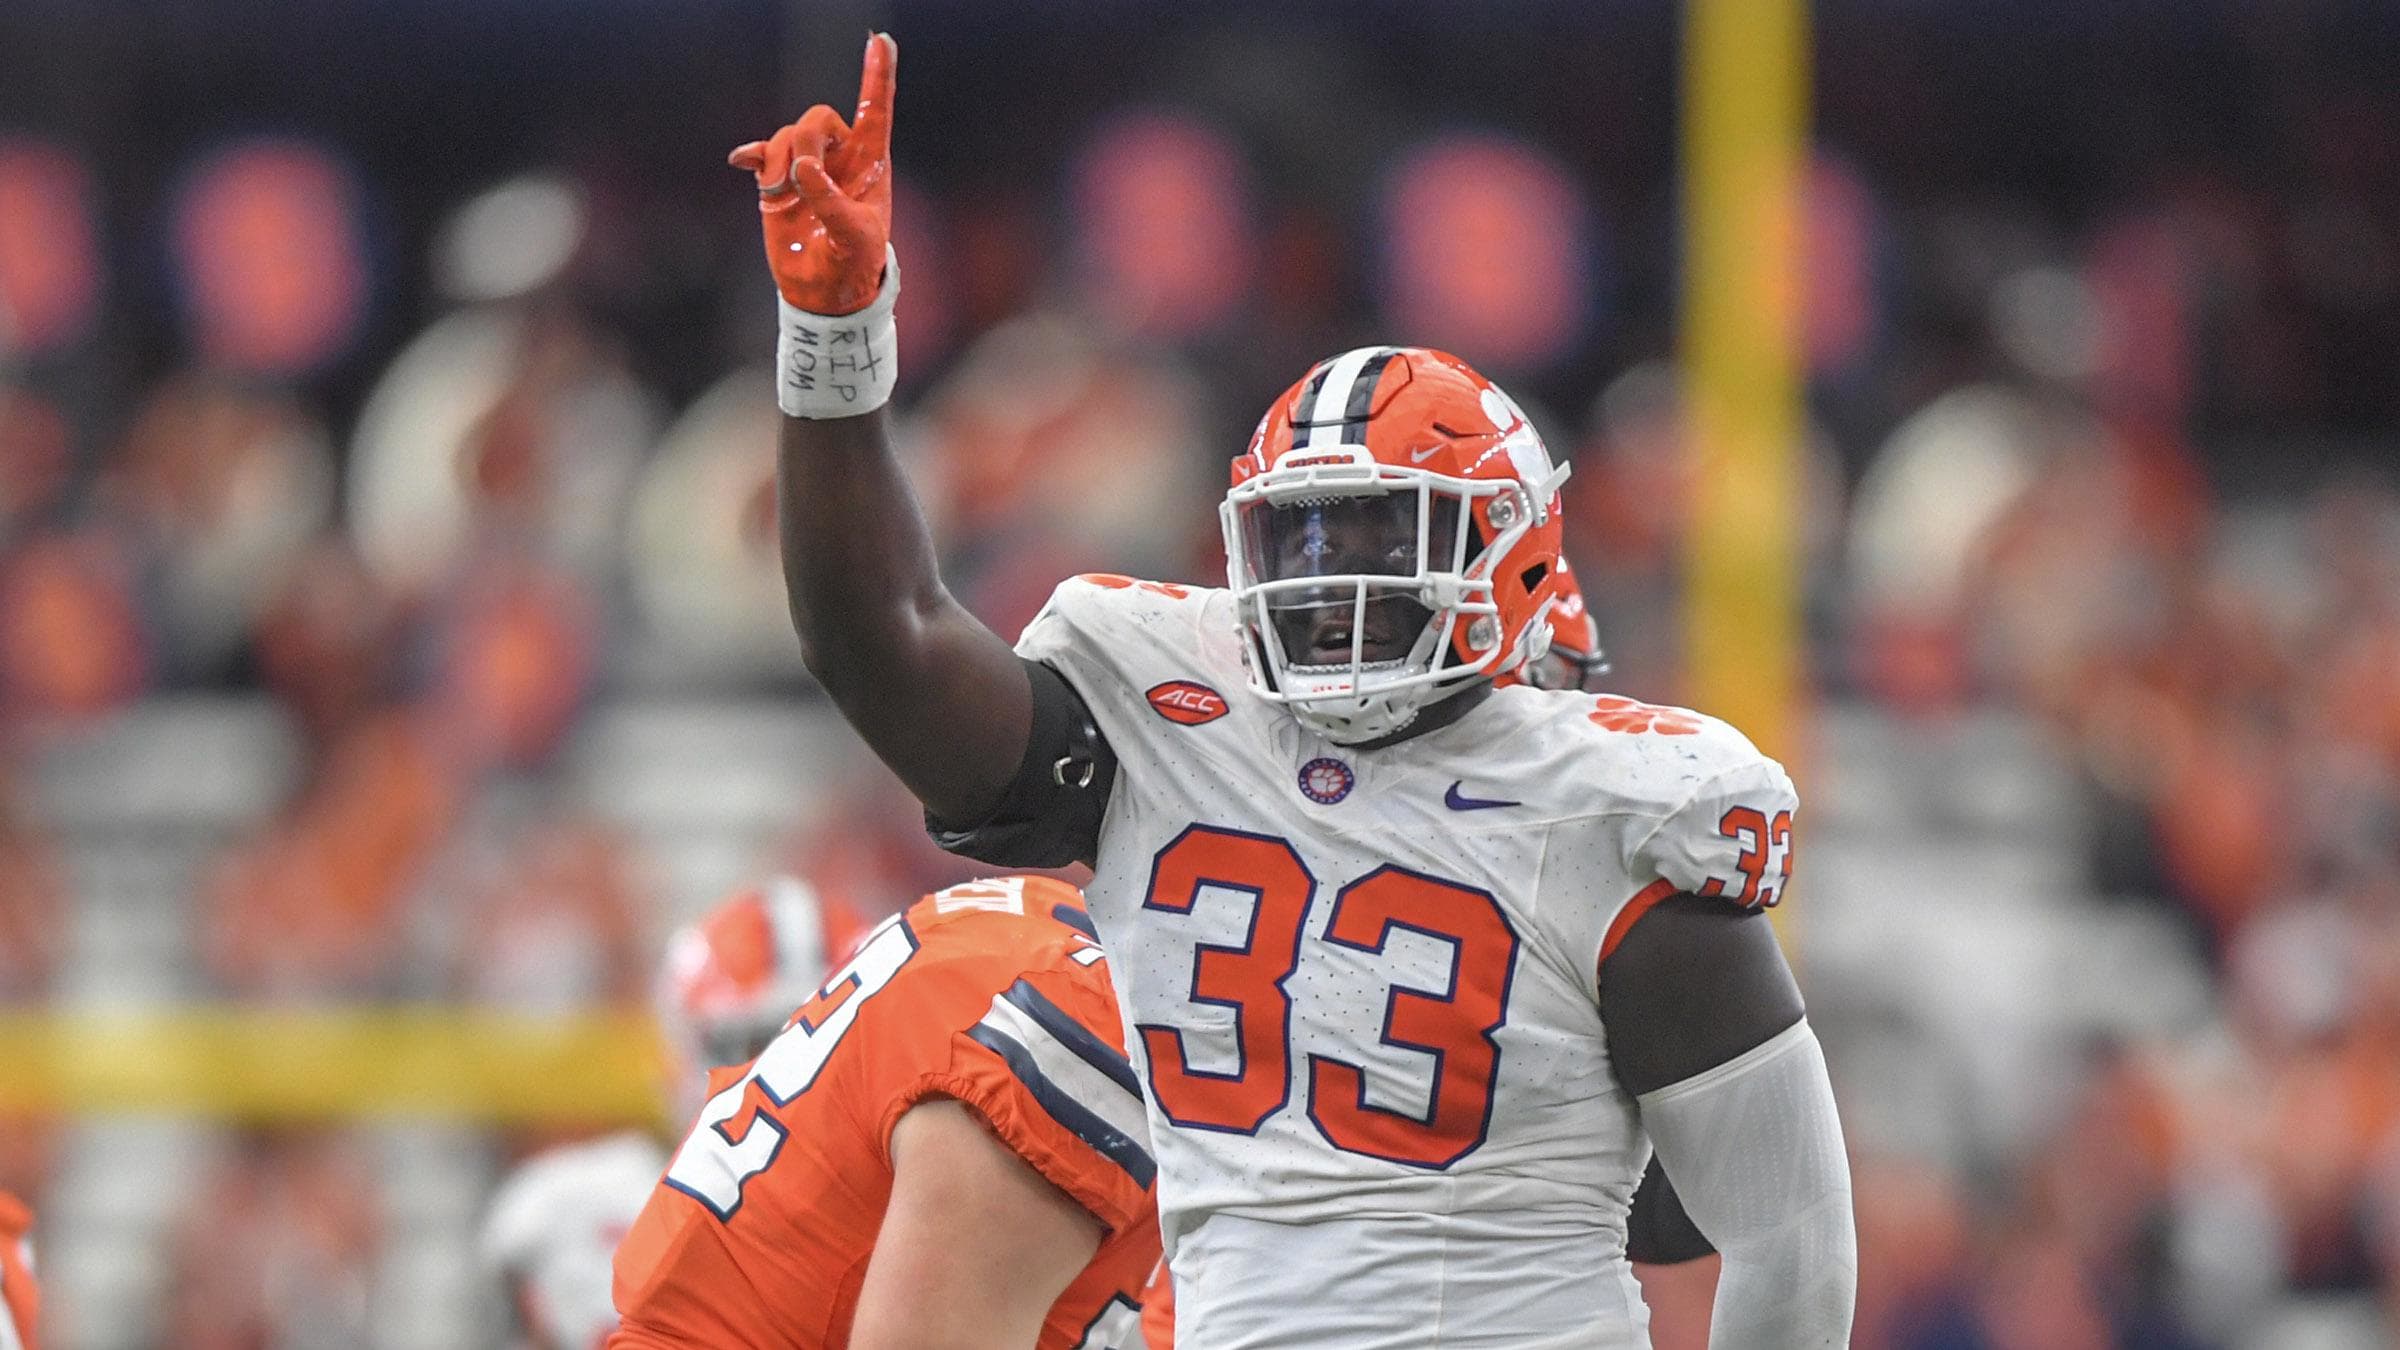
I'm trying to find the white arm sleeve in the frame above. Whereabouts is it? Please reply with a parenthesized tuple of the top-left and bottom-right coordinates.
(1637, 1019, 1856, 1349)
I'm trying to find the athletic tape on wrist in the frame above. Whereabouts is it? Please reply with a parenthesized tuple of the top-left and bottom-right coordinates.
(776, 245, 900, 419)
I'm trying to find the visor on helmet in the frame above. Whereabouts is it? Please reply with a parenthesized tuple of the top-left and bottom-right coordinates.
(1239, 492, 1463, 582)
(1237, 493, 1466, 668)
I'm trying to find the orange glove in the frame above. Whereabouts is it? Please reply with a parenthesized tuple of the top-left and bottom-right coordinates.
(729, 32, 896, 316)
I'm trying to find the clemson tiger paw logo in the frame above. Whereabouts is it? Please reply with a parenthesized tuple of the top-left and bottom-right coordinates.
(1587, 695, 1702, 736)
(1297, 756, 1355, 804)
(1077, 573, 1192, 600)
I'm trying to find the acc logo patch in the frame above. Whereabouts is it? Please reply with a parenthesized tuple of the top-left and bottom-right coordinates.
(1147, 680, 1229, 726)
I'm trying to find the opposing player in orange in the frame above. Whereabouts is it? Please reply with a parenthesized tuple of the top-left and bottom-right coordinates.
(484, 877, 868, 1350)
(738, 31, 1852, 1349)
(0, 1190, 38, 1350)
(609, 874, 1157, 1349)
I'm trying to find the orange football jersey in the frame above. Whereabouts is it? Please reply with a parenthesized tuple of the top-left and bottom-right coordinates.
(1140, 1263, 1173, 1350)
(610, 876, 1157, 1349)
(0, 1190, 38, 1350)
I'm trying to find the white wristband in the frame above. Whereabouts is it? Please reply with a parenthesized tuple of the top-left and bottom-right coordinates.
(776, 244, 900, 419)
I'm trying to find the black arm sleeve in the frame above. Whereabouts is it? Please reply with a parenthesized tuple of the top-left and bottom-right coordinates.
(1600, 892, 1798, 1265)
(925, 658, 1118, 869)
(1598, 893, 1804, 1098)
(1625, 1156, 1716, 1264)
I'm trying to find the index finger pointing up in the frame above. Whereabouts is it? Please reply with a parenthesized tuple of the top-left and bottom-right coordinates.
(851, 32, 897, 163)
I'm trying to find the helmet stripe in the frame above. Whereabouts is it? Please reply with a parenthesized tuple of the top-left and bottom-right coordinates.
(764, 876, 828, 995)
(1337, 348, 1397, 445)
(1301, 345, 1397, 447)
(1292, 361, 1337, 438)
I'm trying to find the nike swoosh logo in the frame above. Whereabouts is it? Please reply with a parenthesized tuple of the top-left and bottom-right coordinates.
(1444, 781, 1520, 811)
(1409, 445, 1443, 463)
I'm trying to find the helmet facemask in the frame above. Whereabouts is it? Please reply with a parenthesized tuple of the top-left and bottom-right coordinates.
(1222, 446, 1548, 744)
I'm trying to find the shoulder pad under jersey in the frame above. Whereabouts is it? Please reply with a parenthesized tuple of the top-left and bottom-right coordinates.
(1566, 695, 1801, 911)
(1018, 573, 1209, 654)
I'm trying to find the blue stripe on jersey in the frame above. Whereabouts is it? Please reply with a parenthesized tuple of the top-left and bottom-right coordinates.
(966, 1023, 1157, 1189)
(1050, 902, 1099, 940)
(1000, 978, 1142, 1098)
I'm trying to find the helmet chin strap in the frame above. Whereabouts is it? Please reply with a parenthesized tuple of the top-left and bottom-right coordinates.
(1291, 689, 1420, 745)
(1266, 606, 1501, 744)
(1295, 675, 1496, 748)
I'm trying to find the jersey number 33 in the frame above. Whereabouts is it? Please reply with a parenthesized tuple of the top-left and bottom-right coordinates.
(1139, 825, 1519, 1170)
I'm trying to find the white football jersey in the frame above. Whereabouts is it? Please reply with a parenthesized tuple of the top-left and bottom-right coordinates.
(481, 1131, 665, 1350)
(1018, 576, 1798, 1350)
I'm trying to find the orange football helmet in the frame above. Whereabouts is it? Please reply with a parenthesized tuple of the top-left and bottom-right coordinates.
(655, 876, 870, 1118)
(1510, 555, 1610, 692)
(1223, 346, 1571, 741)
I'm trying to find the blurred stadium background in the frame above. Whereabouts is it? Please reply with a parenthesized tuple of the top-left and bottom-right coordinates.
(3, 0, 2400, 1346)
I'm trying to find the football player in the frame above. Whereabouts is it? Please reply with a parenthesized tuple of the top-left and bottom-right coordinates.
(483, 876, 865, 1350)
(0, 1189, 37, 1350)
(738, 33, 1853, 1347)
(608, 874, 1158, 1349)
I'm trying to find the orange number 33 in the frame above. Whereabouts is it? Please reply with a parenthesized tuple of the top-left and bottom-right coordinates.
(1699, 806, 1795, 909)
(1138, 825, 1520, 1170)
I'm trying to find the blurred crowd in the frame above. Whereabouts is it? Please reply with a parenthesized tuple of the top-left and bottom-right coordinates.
(4, 2, 2400, 1346)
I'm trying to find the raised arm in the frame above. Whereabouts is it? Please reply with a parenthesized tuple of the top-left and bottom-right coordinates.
(730, 34, 1028, 826)
(776, 405, 1028, 825)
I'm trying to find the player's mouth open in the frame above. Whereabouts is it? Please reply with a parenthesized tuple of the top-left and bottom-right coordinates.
(1299, 604, 1418, 666)
(1307, 627, 1361, 663)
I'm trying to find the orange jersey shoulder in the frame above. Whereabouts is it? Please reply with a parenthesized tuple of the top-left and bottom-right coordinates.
(611, 877, 1157, 1350)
